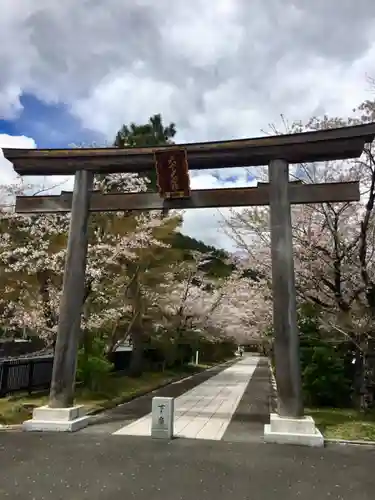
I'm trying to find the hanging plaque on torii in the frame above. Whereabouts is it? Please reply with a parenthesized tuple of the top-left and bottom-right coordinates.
(154, 148, 191, 199)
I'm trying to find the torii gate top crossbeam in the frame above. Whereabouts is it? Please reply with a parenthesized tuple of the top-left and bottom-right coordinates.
(2, 123, 375, 176)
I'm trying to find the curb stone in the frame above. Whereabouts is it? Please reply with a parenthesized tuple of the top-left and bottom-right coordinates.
(0, 359, 235, 431)
(0, 424, 22, 432)
(325, 438, 375, 447)
(268, 360, 278, 413)
(86, 374, 186, 418)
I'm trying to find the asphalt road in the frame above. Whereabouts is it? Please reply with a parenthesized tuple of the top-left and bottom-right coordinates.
(0, 432, 374, 499)
(223, 356, 270, 442)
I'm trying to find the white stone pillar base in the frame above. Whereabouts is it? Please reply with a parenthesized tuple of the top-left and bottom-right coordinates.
(23, 405, 90, 432)
(264, 413, 324, 447)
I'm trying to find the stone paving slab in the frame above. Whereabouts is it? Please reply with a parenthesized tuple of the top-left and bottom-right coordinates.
(114, 356, 259, 439)
(81, 359, 237, 434)
(1, 432, 375, 499)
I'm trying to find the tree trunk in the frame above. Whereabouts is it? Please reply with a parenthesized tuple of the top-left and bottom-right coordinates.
(129, 326, 144, 377)
(127, 266, 145, 377)
(352, 335, 370, 411)
(36, 271, 56, 329)
(353, 346, 364, 409)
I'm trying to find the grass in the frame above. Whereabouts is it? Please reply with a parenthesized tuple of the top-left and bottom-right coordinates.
(0, 362, 220, 426)
(308, 407, 375, 441)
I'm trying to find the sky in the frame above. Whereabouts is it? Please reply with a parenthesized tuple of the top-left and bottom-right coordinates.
(1, 0, 375, 250)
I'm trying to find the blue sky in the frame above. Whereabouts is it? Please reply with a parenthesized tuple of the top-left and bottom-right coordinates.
(0, 94, 104, 149)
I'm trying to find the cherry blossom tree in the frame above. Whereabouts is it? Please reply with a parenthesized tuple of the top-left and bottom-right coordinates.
(152, 252, 271, 351)
(0, 157, 272, 375)
(223, 98, 375, 406)
(209, 270, 272, 344)
(224, 99, 375, 334)
(0, 173, 175, 347)
(0, 181, 70, 342)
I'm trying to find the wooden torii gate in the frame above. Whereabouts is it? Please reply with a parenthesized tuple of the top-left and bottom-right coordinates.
(3, 122, 375, 444)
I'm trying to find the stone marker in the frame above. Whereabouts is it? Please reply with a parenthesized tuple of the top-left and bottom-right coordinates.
(151, 397, 174, 439)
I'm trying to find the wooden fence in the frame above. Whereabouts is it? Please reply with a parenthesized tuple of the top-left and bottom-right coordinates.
(0, 356, 54, 397)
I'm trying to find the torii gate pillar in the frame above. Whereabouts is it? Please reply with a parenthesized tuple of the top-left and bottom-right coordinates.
(24, 170, 93, 432)
(264, 159, 324, 447)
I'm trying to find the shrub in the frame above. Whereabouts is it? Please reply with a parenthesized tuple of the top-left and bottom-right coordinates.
(269, 304, 354, 408)
(76, 336, 114, 392)
(301, 343, 352, 407)
(298, 305, 352, 407)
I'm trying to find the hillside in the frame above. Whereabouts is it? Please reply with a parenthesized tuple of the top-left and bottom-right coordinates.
(170, 232, 234, 278)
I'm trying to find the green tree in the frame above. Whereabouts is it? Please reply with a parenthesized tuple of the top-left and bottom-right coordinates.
(114, 114, 177, 191)
(168, 232, 234, 278)
(93, 113, 178, 376)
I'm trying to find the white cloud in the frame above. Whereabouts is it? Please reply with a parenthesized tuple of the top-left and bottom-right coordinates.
(0, 134, 36, 150)
(182, 168, 257, 249)
(2, 0, 375, 141)
(72, 73, 177, 140)
(2, 0, 375, 248)
(0, 134, 37, 185)
(0, 134, 74, 195)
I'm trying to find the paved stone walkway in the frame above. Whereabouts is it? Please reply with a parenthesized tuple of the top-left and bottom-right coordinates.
(81, 358, 240, 435)
(114, 356, 259, 439)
